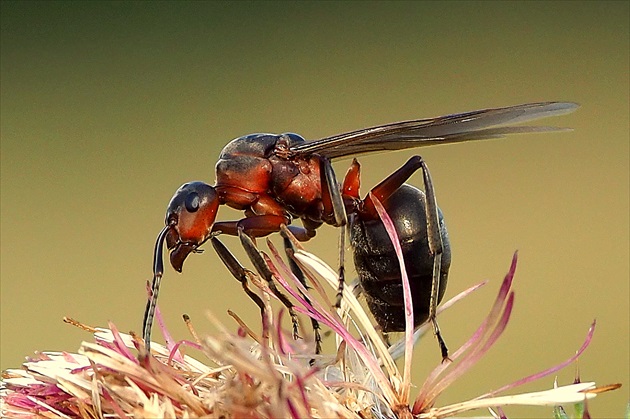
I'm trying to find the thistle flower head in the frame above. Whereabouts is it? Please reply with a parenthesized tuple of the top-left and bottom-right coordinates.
(1, 219, 621, 418)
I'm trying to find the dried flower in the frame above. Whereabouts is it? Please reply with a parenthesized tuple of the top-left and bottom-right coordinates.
(1, 213, 621, 418)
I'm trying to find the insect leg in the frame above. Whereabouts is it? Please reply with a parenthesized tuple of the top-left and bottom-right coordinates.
(363, 156, 424, 216)
(320, 156, 348, 308)
(237, 229, 301, 340)
(335, 224, 347, 308)
(283, 235, 322, 355)
(419, 159, 449, 361)
(210, 235, 265, 316)
(321, 156, 347, 228)
(212, 216, 315, 241)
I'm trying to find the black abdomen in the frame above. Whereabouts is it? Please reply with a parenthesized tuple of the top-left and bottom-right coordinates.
(350, 184, 451, 332)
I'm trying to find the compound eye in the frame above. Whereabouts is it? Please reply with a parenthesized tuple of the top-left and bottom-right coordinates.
(184, 192, 200, 213)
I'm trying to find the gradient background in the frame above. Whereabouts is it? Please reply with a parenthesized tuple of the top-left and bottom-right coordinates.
(1, 2, 628, 417)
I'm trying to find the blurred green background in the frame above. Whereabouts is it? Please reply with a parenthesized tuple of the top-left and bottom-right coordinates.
(2, 2, 628, 417)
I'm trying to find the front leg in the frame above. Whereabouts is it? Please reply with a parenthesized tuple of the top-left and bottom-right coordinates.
(210, 234, 266, 316)
(212, 216, 315, 242)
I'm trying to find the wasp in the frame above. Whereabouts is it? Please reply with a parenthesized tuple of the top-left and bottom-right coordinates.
(142, 102, 577, 354)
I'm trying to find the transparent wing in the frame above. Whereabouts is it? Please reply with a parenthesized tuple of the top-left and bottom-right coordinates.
(289, 102, 578, 159)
